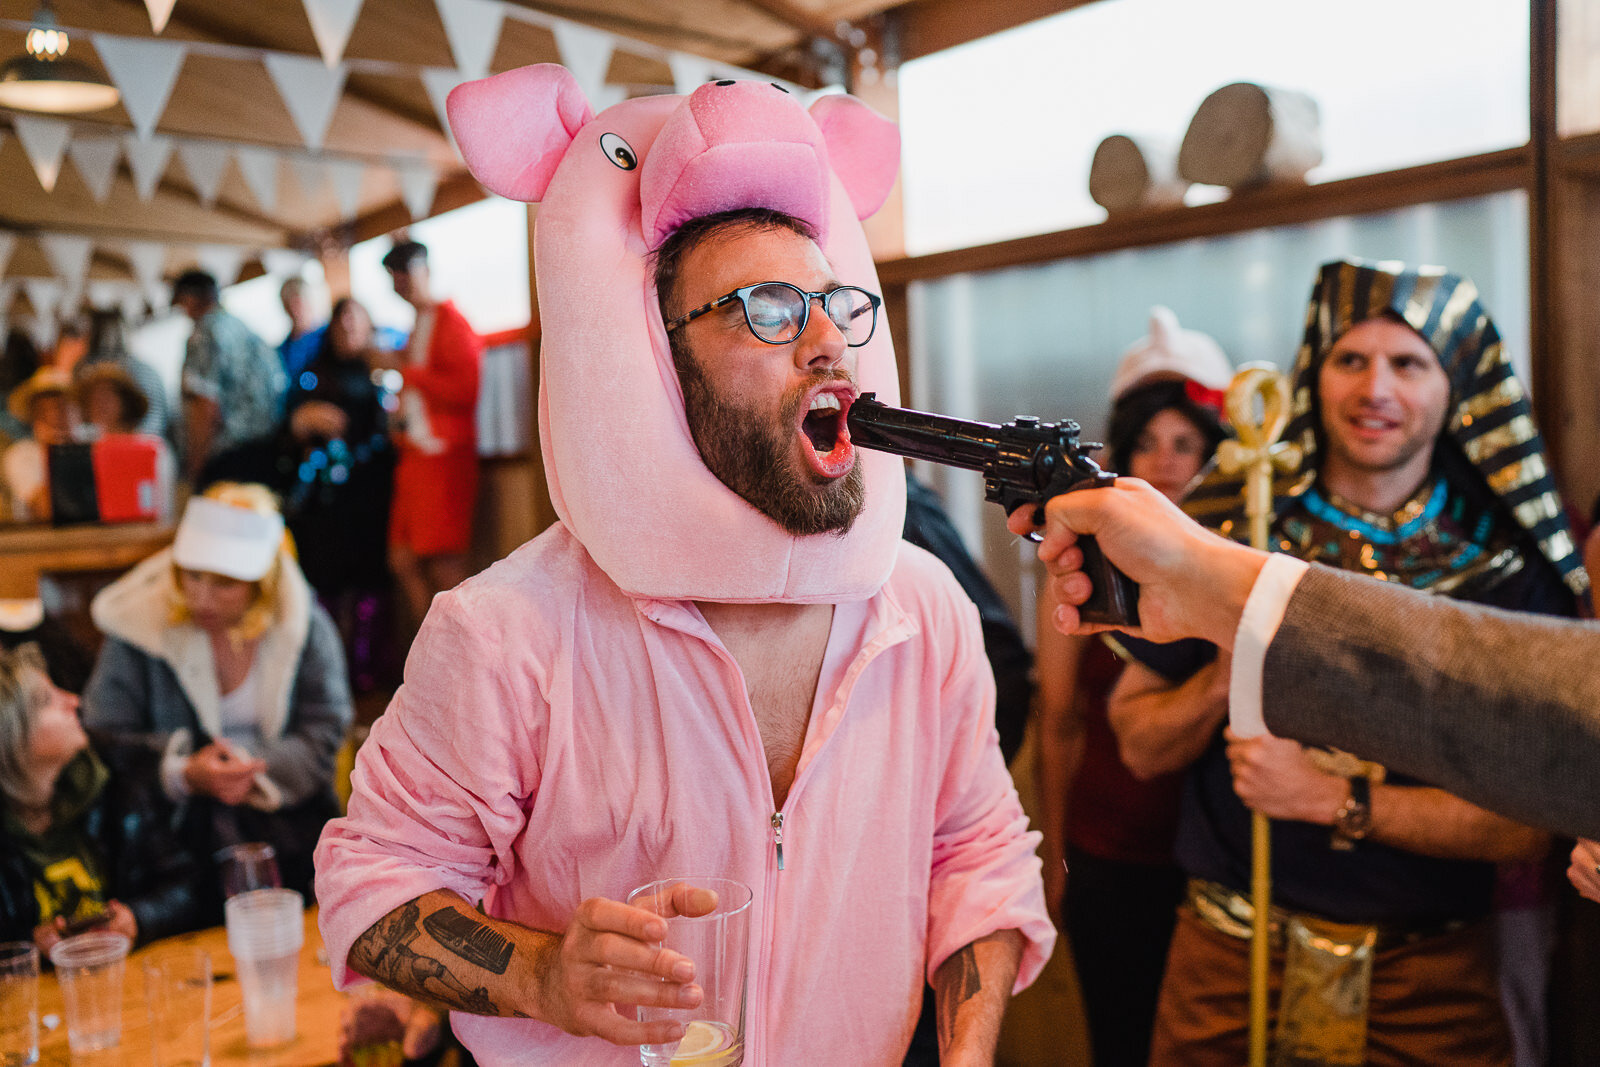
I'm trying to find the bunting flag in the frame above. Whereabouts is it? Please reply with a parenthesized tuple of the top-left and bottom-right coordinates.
(261, 248, 311, 278)
(421, 67, 467, 152)
(434, 0, 505, 80)
(263, 53, 349, 152)
(13, 116, 72, 192)
(142, 0, 178, 34)
(123, 134, 175, 201)
(123, 240, 169, 305)
(177, 142, 232, 207)
(197, 245, 247, 288)
(0, 233, 15, 280)
(234, 146, 281, 214)
(87, 279, 137, 310)
(395, 159, 439, 219)
(67, 137, 122, 203)
(93, 35, 187, 141)
(120, 287, 149, 324)
(22, 316, 58, 354)
(290, 156, 328, 202)
(326, 158, 366, 218)
(21, 279, 63, 332)
(0, 280, 15, 329)
(303, 0, 365, 68)
(668, 52, 714, 95)
(552, 20, 615, 106)
(39, 235, 95, 297)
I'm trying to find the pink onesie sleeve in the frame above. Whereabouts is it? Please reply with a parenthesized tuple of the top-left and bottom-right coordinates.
(315, 592, 546, 987)
(921, 580, 1055, 992)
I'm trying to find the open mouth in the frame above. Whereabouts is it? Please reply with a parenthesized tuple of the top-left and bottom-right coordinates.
(797, 388, 854, 478)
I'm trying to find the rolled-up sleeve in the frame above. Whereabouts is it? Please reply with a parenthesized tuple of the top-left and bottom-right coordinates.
(314, 596, 544, 987)
(923, 592, 1055, 992)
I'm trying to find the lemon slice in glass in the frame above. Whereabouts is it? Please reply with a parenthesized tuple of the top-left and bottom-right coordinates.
(669, 1020, 736, 1064)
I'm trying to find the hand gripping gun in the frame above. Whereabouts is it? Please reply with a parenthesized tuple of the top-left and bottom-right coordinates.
(846, 393, 1140, 627)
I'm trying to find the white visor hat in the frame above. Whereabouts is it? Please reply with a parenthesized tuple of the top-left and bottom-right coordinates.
(172, 497, 285, 582)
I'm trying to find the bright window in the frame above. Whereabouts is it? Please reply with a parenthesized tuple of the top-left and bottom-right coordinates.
(898, 0, 1530, 253)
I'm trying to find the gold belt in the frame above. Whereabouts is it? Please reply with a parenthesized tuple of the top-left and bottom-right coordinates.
(1186, 878, 1469, 954)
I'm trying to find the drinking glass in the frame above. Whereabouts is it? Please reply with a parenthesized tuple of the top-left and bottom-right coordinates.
(626, 877, 751, 1067)
(216, 843, 280, 899)
(143, 947, 212, 1066)
(0, 942, 39, 1067)
(48, 931, 131, 1055)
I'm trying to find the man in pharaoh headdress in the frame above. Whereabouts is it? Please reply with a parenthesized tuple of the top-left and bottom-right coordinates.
(1107, 260, 1586, 1065)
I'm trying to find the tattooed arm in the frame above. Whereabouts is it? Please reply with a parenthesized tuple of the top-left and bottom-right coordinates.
(347, 888, 706, 1047)
(932, 929, 1026, 1067)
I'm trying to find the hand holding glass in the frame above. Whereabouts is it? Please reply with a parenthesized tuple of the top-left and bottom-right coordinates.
(626, 878, 751, 1067)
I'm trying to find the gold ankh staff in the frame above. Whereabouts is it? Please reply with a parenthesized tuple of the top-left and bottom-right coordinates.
(1215, 364, 1301, 1067)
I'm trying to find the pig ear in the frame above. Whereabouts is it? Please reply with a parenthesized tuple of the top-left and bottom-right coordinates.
(446, 64, 595, 203)
(809, 93, 900, 220)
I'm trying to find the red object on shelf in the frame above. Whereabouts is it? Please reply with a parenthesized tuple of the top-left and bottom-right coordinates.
(91, 435, 162, 522)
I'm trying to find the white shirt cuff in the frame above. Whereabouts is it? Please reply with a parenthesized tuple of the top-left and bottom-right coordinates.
(1228, 554, 1310, 738)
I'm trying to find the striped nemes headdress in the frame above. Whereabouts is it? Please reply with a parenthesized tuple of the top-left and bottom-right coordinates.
(1190, 258, 1587, 596)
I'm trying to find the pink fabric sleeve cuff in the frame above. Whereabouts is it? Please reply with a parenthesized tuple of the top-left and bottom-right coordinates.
(1227, 553, 1310, 738)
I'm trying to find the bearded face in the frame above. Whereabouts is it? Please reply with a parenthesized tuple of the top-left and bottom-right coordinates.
(677, 353, 865, 536)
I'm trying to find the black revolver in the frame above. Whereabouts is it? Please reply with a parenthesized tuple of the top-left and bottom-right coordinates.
(847, 393, 1140, 627)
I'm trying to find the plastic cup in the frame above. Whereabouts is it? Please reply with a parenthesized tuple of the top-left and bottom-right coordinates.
(215, 843, 281, 899)
(626, 877, 751, 1067)
(48, 931, 131, 1055)
(224, 888, 303, 1048)
(143, 947, 212, 1066)
(0, 942, 40, 1066)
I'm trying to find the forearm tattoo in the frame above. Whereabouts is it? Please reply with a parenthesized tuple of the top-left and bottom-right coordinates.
(424, 906, 515, 974)
(935, 943, 983, 1048)
(349, 900, 500, 1015)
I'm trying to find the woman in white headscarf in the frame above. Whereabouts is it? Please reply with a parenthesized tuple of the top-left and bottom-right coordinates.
(82, 483, 352, 897)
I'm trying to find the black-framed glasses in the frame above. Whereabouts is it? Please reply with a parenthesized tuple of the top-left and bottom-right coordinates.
(665, 281, 882, 347)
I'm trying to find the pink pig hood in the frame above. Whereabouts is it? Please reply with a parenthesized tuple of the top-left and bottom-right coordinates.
(447, 66, 906, 602)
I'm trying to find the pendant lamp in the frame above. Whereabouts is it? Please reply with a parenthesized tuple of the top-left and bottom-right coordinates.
(0, 3, 121, 114)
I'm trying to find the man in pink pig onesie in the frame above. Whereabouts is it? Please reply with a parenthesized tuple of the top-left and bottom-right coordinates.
(315, 66, 1053, 1066)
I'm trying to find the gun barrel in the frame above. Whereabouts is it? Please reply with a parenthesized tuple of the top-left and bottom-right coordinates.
(846, 395, 999, 472)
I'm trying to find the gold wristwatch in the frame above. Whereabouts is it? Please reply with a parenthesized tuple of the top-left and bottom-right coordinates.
(1331, 775, 1372, 850)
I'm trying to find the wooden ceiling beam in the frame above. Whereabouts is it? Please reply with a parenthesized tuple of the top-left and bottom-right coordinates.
(895, 0, 1098, 63)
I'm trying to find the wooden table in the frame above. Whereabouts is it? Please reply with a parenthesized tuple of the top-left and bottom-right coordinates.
(36, 908, 342, 1066)
(0, 521, 173, 598)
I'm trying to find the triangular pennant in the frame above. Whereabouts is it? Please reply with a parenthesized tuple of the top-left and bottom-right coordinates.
(142, 0, 178, 33)
(261, 248, 311, 277)
(303, 0, 365, 68)
(177, 141, 231, 207)
(326, 158, 366, 219)
(67, 137, 122, 203)
(668, 53, 714, 95)
(24, 317, 59, 354)
(21, 279, 63, 327)
(122, 133, 174, 201)
(87, 279, 134, 310)
(197, 245, 246, 288)
(434, 0, 504, 80)
(39, 234, 95, 294)
(0, 279, 15, 321)
(57, 283, 84, 325)
(234, 146, 281, 214)
(93, 35, 187, 141)
(421, 67, 467, 151)
(262, 54, 348, 151)
(289, 156, 327, 201)
(13, 116, 72, 192)
(394, 159, 439, 220)
(123, 240, 168, 304)
(552, 21, 615, 105)
(0, 233, 15, 280)
(121, 288, 149, 324)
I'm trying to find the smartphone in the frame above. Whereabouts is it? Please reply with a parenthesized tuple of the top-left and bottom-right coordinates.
(59, 911, 112, 937)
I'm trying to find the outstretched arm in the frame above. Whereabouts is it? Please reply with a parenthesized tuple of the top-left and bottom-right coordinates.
(933, 929, 1025, 1067)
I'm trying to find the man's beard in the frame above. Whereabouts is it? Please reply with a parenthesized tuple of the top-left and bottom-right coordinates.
(678, 356, 866, 537)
